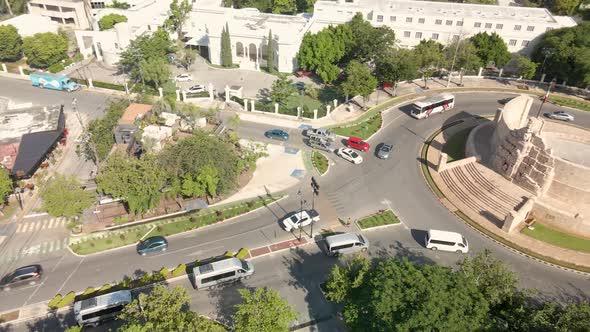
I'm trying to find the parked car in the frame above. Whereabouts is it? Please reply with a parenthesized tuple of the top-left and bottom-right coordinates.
(544, 111, 574, 122)
(0, 265, 43, 291)
(336, 147, 363, 164)
(281, 210, 320, 232)
(346, 136, 370, 152)
(306, 127, 336, 141)
(175, 73, 193, 82)
(293, 81, 306, 91)
(377, 143, 393, 159)
(137, 236, 168, 256)
(187, 84, 206, 93)
(265, 129, 289, 141)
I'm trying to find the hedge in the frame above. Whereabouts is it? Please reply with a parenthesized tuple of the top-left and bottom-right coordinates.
(93, 80, 126, 91)
(172, 263, 186, 277)
(47, 63, 65, 73)
(186, 91, 209, 99)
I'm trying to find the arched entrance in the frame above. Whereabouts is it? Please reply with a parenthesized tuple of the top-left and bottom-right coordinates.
(236, 42, 244, 57)
(248, 43, 257, 62)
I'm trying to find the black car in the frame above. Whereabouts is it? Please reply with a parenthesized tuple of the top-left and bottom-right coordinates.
(0, 265, 43, 291)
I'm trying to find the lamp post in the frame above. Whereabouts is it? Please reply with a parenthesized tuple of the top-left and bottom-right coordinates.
(536, 78, 557, 118)
(539, 48, 554, 81)
(15, 187, 24, 210)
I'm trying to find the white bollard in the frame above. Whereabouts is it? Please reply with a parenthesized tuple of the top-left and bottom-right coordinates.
(88, 78, 94, 88)
(1, 63, 6, 73)
(244, 99, 249, 112)
(182, 90, 187, 101)
(297, 106, 302, 118)
(313, 109, 318, 120)
(274, 103, 279, 114)
(18, 66, 25, 76)
(498, 68, 503, 78)
(208, 83, 214, 101)
(326, 105, 331, 116)
(176, 89, 180, 101)
(477, 67, 483, 77)
(333, 99, 338, 108)
(124, 82, 129, 94)
(251, 100, 255, 112)
(158, 87, 163, 98)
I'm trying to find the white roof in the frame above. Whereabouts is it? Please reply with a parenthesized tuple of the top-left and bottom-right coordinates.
(194, 257, 242, 276)
(0, 14, 59, 37)
(413, 94, 455, 107)
(74, 290, 132, 313)
(428, 229, 464, 242)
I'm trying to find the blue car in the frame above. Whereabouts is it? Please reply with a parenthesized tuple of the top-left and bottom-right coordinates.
(265, 129, 289, 141)
(137, 236, 168, 256)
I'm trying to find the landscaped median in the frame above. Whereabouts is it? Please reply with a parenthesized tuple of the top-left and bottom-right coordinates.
(522, 222, 590, 253)
(332, 113, 383, 140)
(548, 95, 590, 112)
(70, 196, 280, 255)
(311, 151, 329, 175)
(357, 210, 400, 230)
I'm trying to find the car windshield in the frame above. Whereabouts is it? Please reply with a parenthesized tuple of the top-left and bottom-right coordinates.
(241, 260, 250, 271)
(382, 145, 391, 152)
(350, 151, 359, 158)
(290, 215, 299, 223)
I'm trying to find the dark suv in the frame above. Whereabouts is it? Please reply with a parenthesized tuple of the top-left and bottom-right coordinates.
(0, 265, 43, 291)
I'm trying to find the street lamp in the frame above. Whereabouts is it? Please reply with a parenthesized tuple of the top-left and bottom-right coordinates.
(539, 48, 554, 81)
(536, 78, 557, 118)
(15, 187, 24, 210)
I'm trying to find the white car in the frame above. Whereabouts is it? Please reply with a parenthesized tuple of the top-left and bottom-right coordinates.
(281, 210, 320, 232)
(175, 73, 193, 82)
(187, 84, 206, 93)
(544, 111, 574, 122)
(337, 148, 363, 164)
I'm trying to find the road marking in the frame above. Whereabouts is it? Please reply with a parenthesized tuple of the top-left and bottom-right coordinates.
(48, 218, 55, 228)
(34, 222, 41, 232)
(23, 223, 32, 233)
(15, 224, 23, 233)
(40, 222, 47, 230)
(56, 257, 84, 296)
(59, 218, 67, 227)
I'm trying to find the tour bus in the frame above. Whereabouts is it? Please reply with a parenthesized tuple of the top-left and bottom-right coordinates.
(410, 93, 455, 119)
(73, 290, 132, 327)
(424, 229, 469, 253)
(192, 257, 254, 289)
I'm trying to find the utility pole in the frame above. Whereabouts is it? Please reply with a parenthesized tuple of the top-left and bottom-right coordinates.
(536, 78, 556, 118)
(310, 177, 320, 239)
(297, 189, 303, 241)
(446, 31, 463, 88)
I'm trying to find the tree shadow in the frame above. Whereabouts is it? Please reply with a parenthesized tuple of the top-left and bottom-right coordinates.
(257, 88, 271, 100)
(24, 308, 77, 332)
(207, 281, 250, 327)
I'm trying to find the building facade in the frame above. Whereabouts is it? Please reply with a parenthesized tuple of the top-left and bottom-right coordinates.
(27, 0, 93, 29)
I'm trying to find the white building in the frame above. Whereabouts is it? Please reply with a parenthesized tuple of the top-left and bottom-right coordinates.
(27, 0, 93, 29)
(0, 14, 59, 37)
(184, 0, 576, 72)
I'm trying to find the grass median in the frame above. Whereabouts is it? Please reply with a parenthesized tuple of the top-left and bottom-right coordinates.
(548, 96, 590, 112)
(521, 222, 590, 253)
(70, 197, 277, 255)
(312, 151, 329, 175)
(358, 210, 400, 229)
(332, 113, 383, 140)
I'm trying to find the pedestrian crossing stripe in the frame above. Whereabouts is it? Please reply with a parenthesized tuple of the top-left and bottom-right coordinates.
(0, 239, 69, 263)
(15, 218, 68, 233)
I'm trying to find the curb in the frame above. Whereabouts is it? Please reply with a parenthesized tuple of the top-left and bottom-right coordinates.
(311, 151, 330, 176)
(418, 125, 590, 276)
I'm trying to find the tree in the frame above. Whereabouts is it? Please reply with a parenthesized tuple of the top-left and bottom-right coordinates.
(513, 54, 538, 80)
(444, 40, 482, 85)
(179, 48, 197, 70)
(140, 57, 171, 88)
(0, 168, 12, 203)
(269, 76, 296, 106)
(22, 32, 68, 68)
(118, 28, 174, 82)
(119, 285, 224, 332)
(220, 23, 233, 67)
(272, 0, 296, 14)
(98, 13, 128, 30)
(375, 49, 418, 93)
(0, 25, 22, 61)
(552, 0, 581, 15)
(343, 13, 396, 64)
(84, 100, 128, 165)
(165, 0, 193, 39)
(97, 153, 166, 214)
(413, 39, 445, 88)
(2, 0, 12, 15)
(267, 29, 275, 72)
(296, 27, 350, 83)
(340, 60, 377, 102)
(296, 0, 315, 12)
(40, 174, 95, 218)
(233, 287, 298, 332)
(470, 32, 511, 68)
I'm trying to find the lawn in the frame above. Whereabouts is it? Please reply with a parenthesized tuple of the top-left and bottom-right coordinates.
(358, 210, 400, 229)
(70, 197, 276, 255)
(332, 113, 383, 140)
(548, 96, 590, 112)
(521, 222, 590, 253)
(283, 94, 325, 118)
(442, 127, 472, 162)
(312, 151, 329, 175)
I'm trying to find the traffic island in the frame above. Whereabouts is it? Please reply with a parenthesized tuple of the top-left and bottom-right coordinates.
(357, 210, 401, 230)
(312, 151, 329, 175)
(332, 112, 383, 140)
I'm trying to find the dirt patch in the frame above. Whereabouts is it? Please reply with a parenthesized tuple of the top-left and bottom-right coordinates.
(0, 310, 19, 323)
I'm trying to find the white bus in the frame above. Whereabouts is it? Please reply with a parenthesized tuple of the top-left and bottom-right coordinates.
(192, 257, 254, 289)
(425, 229, 469, 253)
(73, 290, 132, 327)
(410, 94, 455, 119)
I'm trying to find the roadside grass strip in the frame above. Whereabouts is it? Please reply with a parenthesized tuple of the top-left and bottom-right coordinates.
(332, 113, 383, 140)
(442, 127, 472, 162)
(312, 151, 329, 175)
(522, 223, 590, 253)
(358, 210, 400, 230)
(548, 96, 590, 112)
(70, 197, 277, 255)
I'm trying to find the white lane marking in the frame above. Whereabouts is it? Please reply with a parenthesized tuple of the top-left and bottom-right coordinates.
(41, 222, 47, 230)
(15, 224, 23, 233)
(55, 258, 84, 296)
(48, 218, 55, 228)
(34, 222, 41, 232)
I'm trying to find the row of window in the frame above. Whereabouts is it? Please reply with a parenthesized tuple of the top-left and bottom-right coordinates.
(398, 31, 530, 47)
(377, 14, 464, 27)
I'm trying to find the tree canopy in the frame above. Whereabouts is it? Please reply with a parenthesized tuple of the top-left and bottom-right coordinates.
(444, 40, 482, 74)
(272, 0, 296, 14)
(40, 174, 95, 218)
(375, 49, 418, 85)
(22, 32, 68, 68)
(233, 287, 298, 332)
(98, 13, 128, 30)
(340, 60, 377, 99)
(270, 76, 296, 106)
(140, 57, 171, 88)
(343, 13, 396, 65)
(165, 0, 192, 38)
(220, 23, 233, 67)
(119, 285, 225, 332)
(118, 28, 174, 82)
(0, 25, 22, 62)
(513, 55, 538, 80)
(0, 167, 13, 203)
(84, 100, 128, 164)
(470, 32, 511, 68)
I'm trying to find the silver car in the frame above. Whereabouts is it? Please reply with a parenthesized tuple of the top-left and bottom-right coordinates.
(377, 143, 393, 159)
(544, 111, 574, 122)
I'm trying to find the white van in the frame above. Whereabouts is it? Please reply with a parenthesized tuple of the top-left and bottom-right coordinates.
(425, 229, 469, 253)
(73, 290, 132, 327)
(324, 233, 369, 256)
(192, 257, 254, 289)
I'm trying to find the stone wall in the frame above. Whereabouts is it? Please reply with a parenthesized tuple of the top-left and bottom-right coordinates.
(503, 197, 536, 233)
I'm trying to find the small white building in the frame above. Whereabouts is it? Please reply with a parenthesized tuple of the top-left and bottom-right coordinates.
(0, 14, 59, 37)
(27, 0, 93, 29)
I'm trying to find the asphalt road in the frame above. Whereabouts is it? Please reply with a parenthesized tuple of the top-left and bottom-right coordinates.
(1, 82, 589, 331)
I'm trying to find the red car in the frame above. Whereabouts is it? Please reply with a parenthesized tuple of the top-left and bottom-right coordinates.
(347, 136, 370, 152)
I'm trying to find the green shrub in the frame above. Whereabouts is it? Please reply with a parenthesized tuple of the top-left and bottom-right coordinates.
(159, 267, 169, 278)
(106, 239, 113, 245)
(70, 77, 88, 86)
(72, 53, 83, 62)
(98, 13, 128, 31)
(82, 287, 95, 295)
(57, 291, 76, 308)
(120, 276, 132, 289)
(47, 62, 65, 73)
(172, 264, 186, 277)
(99, 284, 111, 292)
(48, 294, 63, 309)
(235, 248, 249, 259)
(93, 80, 126, 91)
(224, 251, 235, 257)
(22, 68, 33, 75)
(119, 234, 126, 241)
(138, 273, 153, 286)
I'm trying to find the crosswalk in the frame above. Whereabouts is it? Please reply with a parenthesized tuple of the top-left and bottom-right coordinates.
(0, 238, 69, 264)
(15, 217, 68, 233)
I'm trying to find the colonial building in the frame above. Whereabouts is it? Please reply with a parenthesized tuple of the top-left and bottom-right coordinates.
(27, 0, 93, 29)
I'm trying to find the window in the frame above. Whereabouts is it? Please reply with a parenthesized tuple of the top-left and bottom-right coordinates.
(546, 27, 553, 32)
(415, 32, 422, 39)
(390, 16, 396, 22)
(404, 31, 411, 38)
(474, 22, 481, 28)
(429, 239, 457, 246)
(485, 23, 492, 29)
(331, 243, 354, 251)
(406, 17, 413, 23)
(514, 25, 521, 31)
(432, 33, 439, 40)
(522, 40, 530, 47)
(435, 19, 442, 25)
(456, 21, 463, 26)
(496, 23, 503, 29)
(446, 20, 452, 26)
(509, 39, 517, 46)
(81, 304, 126, 322)
(201, 271, 236, 284)
(527, 26, 535, 31)
(114, 43, 119, 49)
(419, 18, 425, 24)
(377, 15, 383, 22)
(452, 35, 459, 42)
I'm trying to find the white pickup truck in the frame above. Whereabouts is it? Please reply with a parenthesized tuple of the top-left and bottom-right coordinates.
(281, 210, 320, 232)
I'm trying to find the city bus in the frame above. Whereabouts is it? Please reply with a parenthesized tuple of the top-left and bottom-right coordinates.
(73, 290, 132, 327)
(410, 94, 455, 119)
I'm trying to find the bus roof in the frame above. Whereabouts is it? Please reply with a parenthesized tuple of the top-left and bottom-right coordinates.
(427, 229, 463, 243)
(74, 290, 132, 313)
(412, 94, 455, 108)
(195, 257, 242, 277)
(29, 72, 68, 79)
